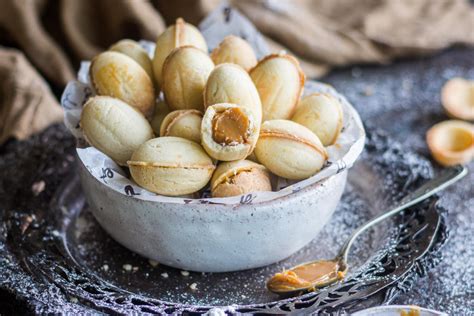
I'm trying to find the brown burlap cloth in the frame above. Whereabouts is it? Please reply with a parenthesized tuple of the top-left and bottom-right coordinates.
(0, 0, 473, 144)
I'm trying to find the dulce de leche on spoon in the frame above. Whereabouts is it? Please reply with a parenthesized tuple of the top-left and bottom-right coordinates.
(267, 259, 346, 294)
(267, 165, 467, 295)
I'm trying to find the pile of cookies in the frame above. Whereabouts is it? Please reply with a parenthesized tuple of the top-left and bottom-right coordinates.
(80, 18, 344, 198)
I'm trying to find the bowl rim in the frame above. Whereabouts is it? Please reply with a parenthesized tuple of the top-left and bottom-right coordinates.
(77, 156, 350, 208)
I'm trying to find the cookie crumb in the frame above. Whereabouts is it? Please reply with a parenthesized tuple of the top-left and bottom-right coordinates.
(161, 272, 169, 278)
(32, 180, 45, 196)
(189, 283, 197, 290)
(363, 85, 374, 96)
(148, 259, 159, 267)
(402, 79, 412, 91)
(132, 266, 139, 272)
(123, 264, 132, 272)
(181, 270, 190, 276)
(20, 215, 34, 234)
(102, 264, 109, 272)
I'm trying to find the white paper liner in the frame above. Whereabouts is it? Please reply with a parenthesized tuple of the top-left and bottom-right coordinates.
(61, 5, 365, 205)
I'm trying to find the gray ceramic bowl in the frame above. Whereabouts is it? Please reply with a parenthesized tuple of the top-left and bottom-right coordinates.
(78, 161, 348, 272)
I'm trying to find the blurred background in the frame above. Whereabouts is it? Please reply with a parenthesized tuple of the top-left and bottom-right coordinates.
(0, 0, 473, 143)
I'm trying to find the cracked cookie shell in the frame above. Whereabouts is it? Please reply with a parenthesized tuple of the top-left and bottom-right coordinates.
(152, 18, 208, 90)
(128, 137, 215, 196)
(426, 120, 474, 166)
(211, 160, 272, 198)
(255, 120, 328, 180)
(204, 63, 262, 123)
(210, 35, 257, 71)
(162, 46, 214, 111)
(160, 109, 203, 143)
(90, 51, 155, 117)
(291, 93, 344, 146)
(250, 53, 305, 121)
(80, 96, 154, 166)
(109, 39, 154, 84)
(201, 103, 259, 161)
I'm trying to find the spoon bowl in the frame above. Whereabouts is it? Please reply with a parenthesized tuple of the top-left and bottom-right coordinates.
(267, 165, 467, 295)
(267, 259, 347, 295)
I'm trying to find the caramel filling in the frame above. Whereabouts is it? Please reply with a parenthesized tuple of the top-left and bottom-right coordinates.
(267, 260, 345, 292)
(400, 308, 421, 316)
(432, 125, 473, 153)
(212, 107, 250, 145)
(222, 168, 252, 185)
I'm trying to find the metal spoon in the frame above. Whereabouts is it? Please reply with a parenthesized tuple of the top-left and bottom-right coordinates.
(267, 165, 468, 295)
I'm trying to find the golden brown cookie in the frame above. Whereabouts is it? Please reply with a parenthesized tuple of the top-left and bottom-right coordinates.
(255, 120, 327, 180)
(292, 93, 343, 146)
(201, 103, 259, 161)
(109, 39, 154, 84)
(80, 96, 154, 166)
(128, 137, 215, 196)
(162, 46, 214, 111)
(160, 109, 203, 143)
(90, 51, 155, 117)
(152, 18, 208, 90)
(250, 53, 305, 121)
(211, 160, 271, 197)
(204, 63, 262, 123)
(210, 35, 257, 71)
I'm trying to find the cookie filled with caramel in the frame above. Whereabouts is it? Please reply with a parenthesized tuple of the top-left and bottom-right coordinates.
(202, 103, 259, 161)
(204, 63, 262, 123)
(211, 160, 271, 198)
(212, 107, 250, 145)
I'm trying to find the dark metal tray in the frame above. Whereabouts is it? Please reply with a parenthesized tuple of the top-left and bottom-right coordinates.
(0, 129, 447, 314)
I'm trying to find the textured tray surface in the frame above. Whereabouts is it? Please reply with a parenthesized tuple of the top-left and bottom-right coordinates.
(0, 125, 448, 314)
(323, 47, 474, 316)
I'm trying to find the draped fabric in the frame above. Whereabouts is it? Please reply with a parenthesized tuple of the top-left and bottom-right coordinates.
(0, 0, 472, 143)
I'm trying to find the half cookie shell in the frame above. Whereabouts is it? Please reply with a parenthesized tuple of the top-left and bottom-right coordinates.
(426, 120, 474, 166)
(201, 103, 259, 161)
(160, 109, 203, 143)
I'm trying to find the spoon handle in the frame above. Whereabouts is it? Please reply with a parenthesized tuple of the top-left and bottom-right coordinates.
(338, 165, 467, 263)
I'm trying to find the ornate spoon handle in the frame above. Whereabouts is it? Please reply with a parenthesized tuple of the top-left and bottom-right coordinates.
(338, 165, 467, 263)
